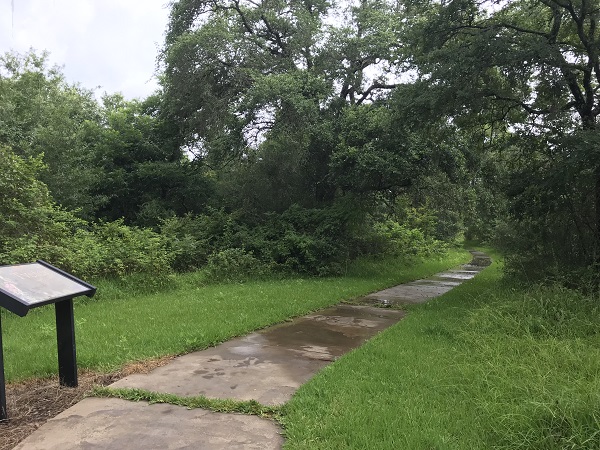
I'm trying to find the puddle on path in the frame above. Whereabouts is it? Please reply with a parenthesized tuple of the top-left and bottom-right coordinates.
(111, 305, 405, 405)
(261, 305, 405, 361)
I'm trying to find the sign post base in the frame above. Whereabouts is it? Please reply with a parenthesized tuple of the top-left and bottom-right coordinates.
(0, 260, 95, 419)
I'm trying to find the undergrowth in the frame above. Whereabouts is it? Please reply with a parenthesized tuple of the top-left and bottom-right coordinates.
(282, 250, 600, 449)
(1, 249, 469, 382)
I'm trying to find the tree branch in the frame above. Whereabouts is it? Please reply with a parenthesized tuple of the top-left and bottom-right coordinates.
(355, 82, 398, 105)
(488, 92, 577, 115)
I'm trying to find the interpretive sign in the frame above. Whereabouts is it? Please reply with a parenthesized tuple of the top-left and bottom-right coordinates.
(0, 260, 96, 421)
(0, 261, 95, 317)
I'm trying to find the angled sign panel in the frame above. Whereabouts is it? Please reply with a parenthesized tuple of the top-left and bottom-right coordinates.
(0, 260, 96, 317)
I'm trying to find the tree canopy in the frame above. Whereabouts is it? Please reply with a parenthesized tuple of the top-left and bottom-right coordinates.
(0, 0, 598, 283)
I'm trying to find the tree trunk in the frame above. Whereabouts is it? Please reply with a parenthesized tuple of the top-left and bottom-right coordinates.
(583, 116, 600, 264)
(596, 165, 600, 264)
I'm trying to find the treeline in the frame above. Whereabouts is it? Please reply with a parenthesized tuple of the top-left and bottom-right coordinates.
(2, 0, 599, 288)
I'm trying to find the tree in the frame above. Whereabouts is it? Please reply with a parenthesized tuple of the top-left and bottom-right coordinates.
(161, 0, 408, 213)
(86, 93, 215, 226)
(0, 146, 56, 247)
(162, 2, 400, 151)
(0, 50, 103, 216)
(404, 0, 600, 270)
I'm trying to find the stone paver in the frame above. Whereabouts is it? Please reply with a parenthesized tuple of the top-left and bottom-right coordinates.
(13, 398, 283, 450)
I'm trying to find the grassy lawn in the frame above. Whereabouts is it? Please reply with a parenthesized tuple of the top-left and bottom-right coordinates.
(0, 249, 470, 382)
(281, 252, 600, 449)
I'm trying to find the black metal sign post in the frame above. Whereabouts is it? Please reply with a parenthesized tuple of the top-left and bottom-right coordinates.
(0, 314, 6, 421)
(55, 299, 77, 387)
(0, 261, 95, 421)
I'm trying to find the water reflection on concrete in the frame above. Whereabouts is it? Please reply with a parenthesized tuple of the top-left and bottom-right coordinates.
(112, 305, 405, 405)
(359, 251, 491, 307)
(111, 251, 490, 406)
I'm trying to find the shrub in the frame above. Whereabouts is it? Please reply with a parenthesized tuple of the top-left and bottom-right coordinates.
(160, 209, 238, 271)
(160, 204, 353, 276)
(371, 219, 447, 257)
(0, 147, 174, 279)
(68, 220, 174, 279)
(2, 219, 174, 280)
(204, 248, 268, 283)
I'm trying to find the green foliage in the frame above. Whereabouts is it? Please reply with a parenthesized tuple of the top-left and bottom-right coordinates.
(253, 203, 354, 275)
(494, 131, 599, 284)
(404, 0, 600, 282)
(0, 146, 53, 241)
(87, 94, 214, 226)
(65, 221, 174, 279)
(205, 248, 267, 283)
(0, 146, 88, 269)
(160, 209, 238, 271)
(372, 219, 447, 257)
(330, 105, 415, 194)
(0, 146, 173, 279)
(160, 204, 352, 276)
(161, 196, 456, 278)
(0, 50, 103, 215)
(2, 216, 174, 281)
(161, 0, 403, 210)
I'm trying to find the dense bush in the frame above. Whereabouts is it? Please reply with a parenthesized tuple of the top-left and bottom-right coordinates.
(160, 209, 236, 271)
(159, 200, 450, 278)
(1, 146, 451, 282)
(0, 146, 174, 279)
(2, 218, 174, 280)
(62, 221, 173, 279)
(372, 220, 447, 256)
(160, 204, 350, 276)
(204, 248, 268, 282)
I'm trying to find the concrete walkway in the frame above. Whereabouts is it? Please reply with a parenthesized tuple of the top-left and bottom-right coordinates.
(14, 252, 490, 450)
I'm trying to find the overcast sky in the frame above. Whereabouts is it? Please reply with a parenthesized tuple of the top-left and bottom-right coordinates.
(0, 0, 171, 99)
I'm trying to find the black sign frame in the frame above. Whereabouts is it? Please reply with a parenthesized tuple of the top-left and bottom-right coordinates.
(0, 260, 96, 421)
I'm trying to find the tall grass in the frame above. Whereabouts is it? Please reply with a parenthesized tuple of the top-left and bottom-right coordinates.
(0, 249, 470, 382)
(459, 284, 600, 449)
(282, 252, 600, 449)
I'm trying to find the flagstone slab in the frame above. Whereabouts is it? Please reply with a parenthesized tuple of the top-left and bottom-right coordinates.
(14, 398, 283, 450)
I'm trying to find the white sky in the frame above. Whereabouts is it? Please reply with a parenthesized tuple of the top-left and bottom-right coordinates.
(0, 0, 171, 99)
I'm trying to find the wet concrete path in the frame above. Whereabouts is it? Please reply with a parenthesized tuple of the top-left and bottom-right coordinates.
(361, 251, 491, 306)
(14, 251, 490, 450)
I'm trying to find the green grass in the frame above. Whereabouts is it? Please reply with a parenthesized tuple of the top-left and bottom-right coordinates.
(0, 249, 470, 382)
(281, 251, 600, 449)
(92, 386, 281, 418)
